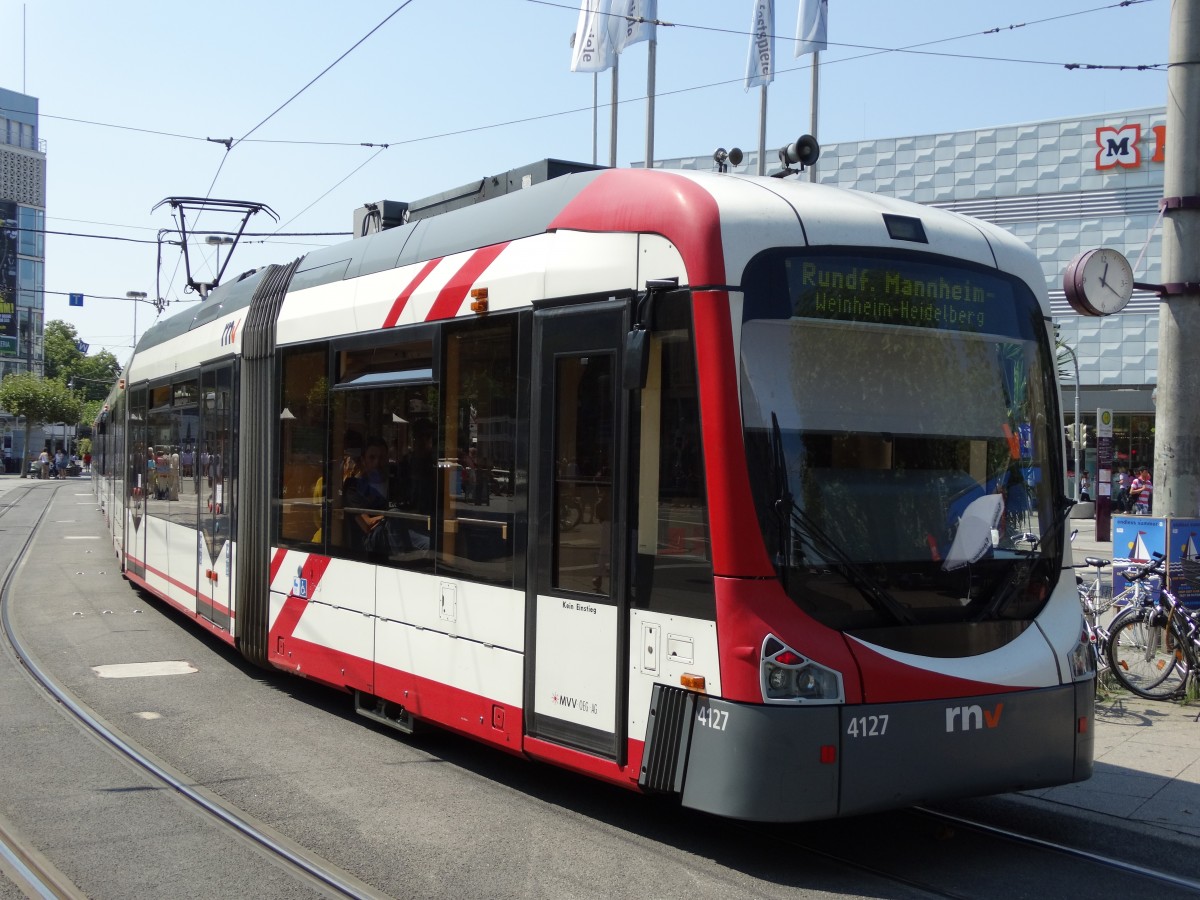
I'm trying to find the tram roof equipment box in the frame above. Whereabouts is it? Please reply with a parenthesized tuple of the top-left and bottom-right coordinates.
(353, 159, 605, 237)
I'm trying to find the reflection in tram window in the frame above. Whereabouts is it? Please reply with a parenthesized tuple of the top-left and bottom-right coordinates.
(552, 353, 614, 596)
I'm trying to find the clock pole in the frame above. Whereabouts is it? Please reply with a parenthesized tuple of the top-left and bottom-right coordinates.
(1153, 0, 1200, 517)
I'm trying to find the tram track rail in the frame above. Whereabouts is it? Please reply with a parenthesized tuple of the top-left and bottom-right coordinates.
(0, 482, 384, 900)
(730, 799, 1200, 898)
(4, 480, 1197, 898)
(913, 806, 1200, 894)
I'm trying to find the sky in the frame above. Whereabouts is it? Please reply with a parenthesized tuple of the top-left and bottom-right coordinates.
(0, 0, 1171, 361)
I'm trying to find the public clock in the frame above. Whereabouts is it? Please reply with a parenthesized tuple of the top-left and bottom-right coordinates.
(1064, 248, 1134, 316)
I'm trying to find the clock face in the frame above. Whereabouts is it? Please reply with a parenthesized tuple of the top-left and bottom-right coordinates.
(1064, 248, 1134, 316)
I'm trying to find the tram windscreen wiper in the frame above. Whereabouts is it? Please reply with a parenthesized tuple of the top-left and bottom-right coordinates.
(786, 500, 918, 627)
(767, 412, 914, 626)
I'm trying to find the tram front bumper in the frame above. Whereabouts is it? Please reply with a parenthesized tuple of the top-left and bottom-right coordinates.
(643, 681, 1093, 822)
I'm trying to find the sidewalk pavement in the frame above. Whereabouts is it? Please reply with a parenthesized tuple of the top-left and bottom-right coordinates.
(1020, 512, 1200, 843)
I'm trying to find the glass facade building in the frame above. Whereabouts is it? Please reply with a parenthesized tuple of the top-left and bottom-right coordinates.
(0, 86, 47, 467)
(656, 106, 1168, 492)
(0, 87, 45, 380)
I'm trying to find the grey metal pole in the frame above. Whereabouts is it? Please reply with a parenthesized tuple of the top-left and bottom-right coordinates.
(757, 85, 768, 176)
(1069, 346, 1082, 501)
(592, 74, 598, 166)
(644, 38, 656, 169)
(808, 50, 819, 182)
(609, 56, 619, 168)
(1153, 0, 1200, 516)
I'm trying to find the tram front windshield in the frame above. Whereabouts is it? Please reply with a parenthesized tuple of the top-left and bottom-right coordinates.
(740, 251, 1065, 651)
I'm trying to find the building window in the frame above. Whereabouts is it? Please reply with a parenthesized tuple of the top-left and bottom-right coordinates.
(18, 207, 43, 258)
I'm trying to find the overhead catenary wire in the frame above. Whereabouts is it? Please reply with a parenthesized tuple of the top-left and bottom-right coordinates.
(0, 1, 1165, 157)
(19, 0, 1163, 308)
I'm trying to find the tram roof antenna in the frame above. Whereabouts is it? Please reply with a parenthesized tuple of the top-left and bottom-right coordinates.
(151, 196, 279, 299)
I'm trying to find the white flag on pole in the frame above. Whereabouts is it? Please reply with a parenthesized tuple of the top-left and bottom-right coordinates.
(794, 0, 828, 57)
(744, 0, 774, 91)
(614, 0, 657, 53)
(571, 0, 616, 73)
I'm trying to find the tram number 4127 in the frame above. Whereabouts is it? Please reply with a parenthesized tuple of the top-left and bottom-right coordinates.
(846, 714, 889, 738)
(696, 706, 729, 731)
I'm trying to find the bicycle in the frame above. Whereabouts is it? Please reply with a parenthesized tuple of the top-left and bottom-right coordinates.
(1105, 554, 1198, 701)
(1075, 554, 1115, 618)
(1073, 553, 1156, 686)
(1075, 554, 1114, 681)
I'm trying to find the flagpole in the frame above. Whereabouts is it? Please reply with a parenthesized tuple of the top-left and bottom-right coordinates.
(592, 73, 599, 165)
(644, 37, 656, 168)
(610, 56, 619, 167)
(808, 50, 819, 182)
(757, 85, 768, 176)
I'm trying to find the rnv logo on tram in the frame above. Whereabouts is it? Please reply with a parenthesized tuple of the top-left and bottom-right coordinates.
(945, 702, 1004, 732)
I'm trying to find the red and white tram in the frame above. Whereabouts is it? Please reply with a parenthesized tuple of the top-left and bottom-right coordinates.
(92, 158, 1093, 821)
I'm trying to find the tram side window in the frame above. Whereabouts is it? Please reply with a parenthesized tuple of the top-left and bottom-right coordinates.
(170, 378, 200, 528)
(633, 294, 716, 619)
(328, 337, 438, 569)
(276, 346, 329, 548)
(438, 320, 517, 587)
(128, 386, 148, 502)
(109, 395, 125, 487)
(200, 365, 236, 563)
(145, 385, 173, 519)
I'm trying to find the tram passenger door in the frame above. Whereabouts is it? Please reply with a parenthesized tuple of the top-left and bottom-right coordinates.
(197, 364, 234, 630)
(528, 302, 630, 760)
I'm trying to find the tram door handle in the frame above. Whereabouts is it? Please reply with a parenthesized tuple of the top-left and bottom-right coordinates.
(641, 622, 660, 676)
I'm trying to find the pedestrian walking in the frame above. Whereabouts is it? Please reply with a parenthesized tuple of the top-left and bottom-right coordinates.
(1115, 468, 1131, 512)
(1130, 467, 1154, 515)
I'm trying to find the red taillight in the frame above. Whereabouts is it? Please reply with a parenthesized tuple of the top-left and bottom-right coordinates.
(1078, 717, 1089, 734)
(775, 650, 803, 665)
(820, 745, 837, 764)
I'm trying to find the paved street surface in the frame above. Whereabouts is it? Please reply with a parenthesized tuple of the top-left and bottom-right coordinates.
(1, 472, 1198, 897)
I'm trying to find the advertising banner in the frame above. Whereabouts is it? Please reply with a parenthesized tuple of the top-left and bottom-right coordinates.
(1112, 515, 1200, 609)
(1167, 518, 1200, 609)
(1112, 514, 1165, 601)
(0, 202, 17, 357)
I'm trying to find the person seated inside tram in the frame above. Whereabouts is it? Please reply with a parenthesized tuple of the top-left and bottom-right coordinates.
(343, 435, 433, 554)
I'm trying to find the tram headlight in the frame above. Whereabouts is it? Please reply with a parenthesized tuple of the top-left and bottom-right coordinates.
(760, 635, 844, 704)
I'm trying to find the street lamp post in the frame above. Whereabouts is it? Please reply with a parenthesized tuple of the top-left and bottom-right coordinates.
(201, 236, 236, 298)
(126, 290, 148, 349)
(205, 235, 235, 281)
(1060, 342, 1082, 502)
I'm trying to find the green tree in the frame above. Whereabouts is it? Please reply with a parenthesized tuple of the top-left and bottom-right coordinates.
(45, 319, 122, 401)
(68, 351, 123, 402)
(0, 374, 82, 478)
(43, 320, 84, 381)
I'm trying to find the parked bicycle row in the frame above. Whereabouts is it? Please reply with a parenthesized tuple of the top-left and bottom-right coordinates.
(1075, 549, 1199, 701)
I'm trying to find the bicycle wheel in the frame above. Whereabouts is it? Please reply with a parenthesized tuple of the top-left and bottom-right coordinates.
(1106, 610, 1189, 700)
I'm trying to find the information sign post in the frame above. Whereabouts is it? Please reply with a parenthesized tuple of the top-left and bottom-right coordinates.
(1096, 408, 1114, 541)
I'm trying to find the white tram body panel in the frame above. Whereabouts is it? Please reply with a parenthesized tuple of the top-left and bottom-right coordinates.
(93, 163, 1092, 822)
